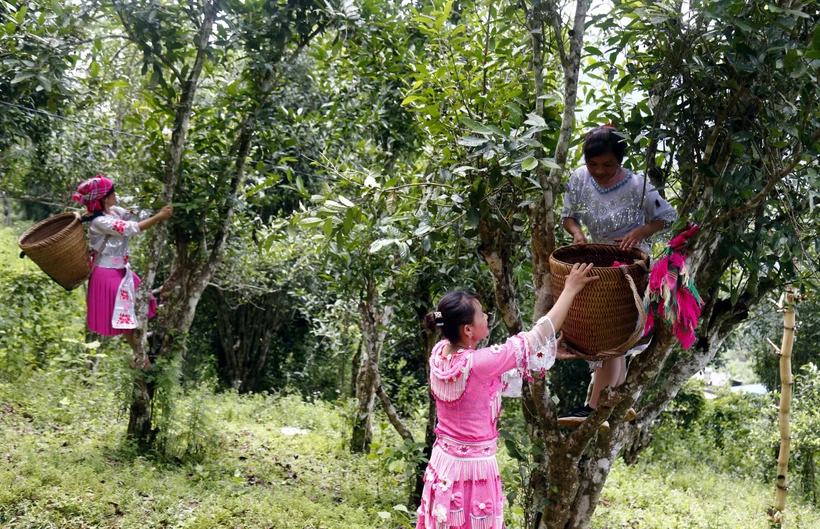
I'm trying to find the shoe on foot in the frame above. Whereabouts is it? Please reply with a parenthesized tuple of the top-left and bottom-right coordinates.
(558, 405, 594, 428)
(558, 405, 612, 432)
(624, 408, 636, 422)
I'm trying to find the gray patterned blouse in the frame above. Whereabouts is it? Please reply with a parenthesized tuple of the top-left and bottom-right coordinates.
(560, 167, 677, 254)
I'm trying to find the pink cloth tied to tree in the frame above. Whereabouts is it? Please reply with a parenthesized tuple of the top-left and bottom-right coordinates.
(644, 222, 704, 349)
(72, 175, 113, 213)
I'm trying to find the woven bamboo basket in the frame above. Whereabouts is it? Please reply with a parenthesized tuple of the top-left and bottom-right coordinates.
(549, 243, 650, 361)
(18, 212, 91, 291)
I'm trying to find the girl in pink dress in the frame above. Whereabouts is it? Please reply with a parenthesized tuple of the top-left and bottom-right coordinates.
(416, 263, 597, 529)
(72, 175, 172, 368)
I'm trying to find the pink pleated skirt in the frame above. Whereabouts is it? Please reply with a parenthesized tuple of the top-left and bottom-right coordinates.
(87, 266, 157, 336)
(416, 435, 505, 529)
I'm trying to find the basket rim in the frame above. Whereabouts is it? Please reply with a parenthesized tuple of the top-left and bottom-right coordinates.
(550, 243, 648, 270)
(18, 212, 82, 249)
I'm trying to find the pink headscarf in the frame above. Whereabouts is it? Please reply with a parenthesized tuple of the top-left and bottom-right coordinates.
(72, 175, 113, 213)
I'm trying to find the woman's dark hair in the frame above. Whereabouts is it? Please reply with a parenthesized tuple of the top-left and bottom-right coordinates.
(81, 185, 116, 223)
(583, 125, 626, 163)
(424, 291, 479, 343)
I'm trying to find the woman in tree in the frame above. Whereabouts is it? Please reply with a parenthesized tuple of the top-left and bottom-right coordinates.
(416, 263, 597, 529)
(72, 175, 172, 368)
(558, 125, 677, 429)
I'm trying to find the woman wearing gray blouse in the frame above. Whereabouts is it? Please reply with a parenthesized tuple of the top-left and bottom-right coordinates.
(558, 125, 677, 430)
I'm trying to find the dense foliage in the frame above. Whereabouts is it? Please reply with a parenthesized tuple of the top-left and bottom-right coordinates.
(2, 0, 819, 526)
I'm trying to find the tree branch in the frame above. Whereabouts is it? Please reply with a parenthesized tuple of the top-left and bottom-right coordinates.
(111, 0, 184, 84)
(376, 377, 414, 441)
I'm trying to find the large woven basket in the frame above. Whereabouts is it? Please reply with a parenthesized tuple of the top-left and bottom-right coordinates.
(549, 243, 650, 361)
(18, 212, 91, 290)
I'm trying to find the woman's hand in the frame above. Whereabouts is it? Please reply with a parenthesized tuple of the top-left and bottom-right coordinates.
(563, 262, 598, 296)
(614, 226, 647, 250)
(138, 205, 174, 232)
(158, 205, 173, 220)
(563, 218, 587, 245)
(572, 231, 588, 245)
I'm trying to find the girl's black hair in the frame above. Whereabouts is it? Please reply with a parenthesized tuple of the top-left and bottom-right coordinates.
(424, 291, 479, 343)
(583, 125, 626, 164)
(81, 185, 116, 223)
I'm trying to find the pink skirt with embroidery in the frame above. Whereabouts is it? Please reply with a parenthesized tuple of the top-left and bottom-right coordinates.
(416, 435, 505, 529)
(87, 267, 156, 336)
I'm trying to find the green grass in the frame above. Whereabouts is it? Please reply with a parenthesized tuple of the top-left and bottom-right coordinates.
(594, 460, 820, 529)
(1, 368, 819, 528)
(0, 224, 29, 271)
(0, 372, 820, 529)
(0, 371, 404, 529)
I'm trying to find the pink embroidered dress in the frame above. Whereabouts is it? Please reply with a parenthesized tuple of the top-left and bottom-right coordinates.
(86, 206, 156, 335)
(416, 317, 557, 529)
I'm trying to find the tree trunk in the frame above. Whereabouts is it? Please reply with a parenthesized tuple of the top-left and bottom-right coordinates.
(525, 2, 592, 527)
(412, 327, 439, 506)
(350, 340, 362, 398)
(530, 215, 778, 528)
(2, 194, 11, 226)
(351, 280, 393, 453)
(772, 290, 796, 524)
(126, 1, 218, 445)
(478, 221, 523, 334)
(212, 288, 282, 393)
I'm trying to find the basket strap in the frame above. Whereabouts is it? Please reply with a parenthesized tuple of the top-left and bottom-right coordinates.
(611, 266, 648, 354)
(89, 233, 112, 274)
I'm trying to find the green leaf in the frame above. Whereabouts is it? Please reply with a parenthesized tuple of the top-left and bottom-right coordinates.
(102, 80, 130, 90)
(735, 20, 753, 33)
(299, 217, 323, 228)
(522, 157, 538, 171)
(732, 131, 754, 142)
(369, 239, 386, 253)
(322, 218, 333, 237)
(11, 71, 35, 84)
(505, 439, 526, 461)
(401, 94, 425, 106)
(460, 116, 494, 135)
(458, 136, 488, 147)
(616, 74, 633, 91)
(35, 75, 52, 92)
(466, 208, 480, 228)
(524, 113, 547, 127)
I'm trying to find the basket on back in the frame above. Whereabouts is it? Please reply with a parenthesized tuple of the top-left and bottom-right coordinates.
(18, 212, 91, 291)
(549, 243, 650, 361)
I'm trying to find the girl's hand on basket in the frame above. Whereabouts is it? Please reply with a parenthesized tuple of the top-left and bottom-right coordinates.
(572, 232, 588, 245)
(564, 262, 598, 296)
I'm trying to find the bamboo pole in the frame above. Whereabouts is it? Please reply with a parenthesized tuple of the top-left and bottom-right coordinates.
(771, 289, 796, 524)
